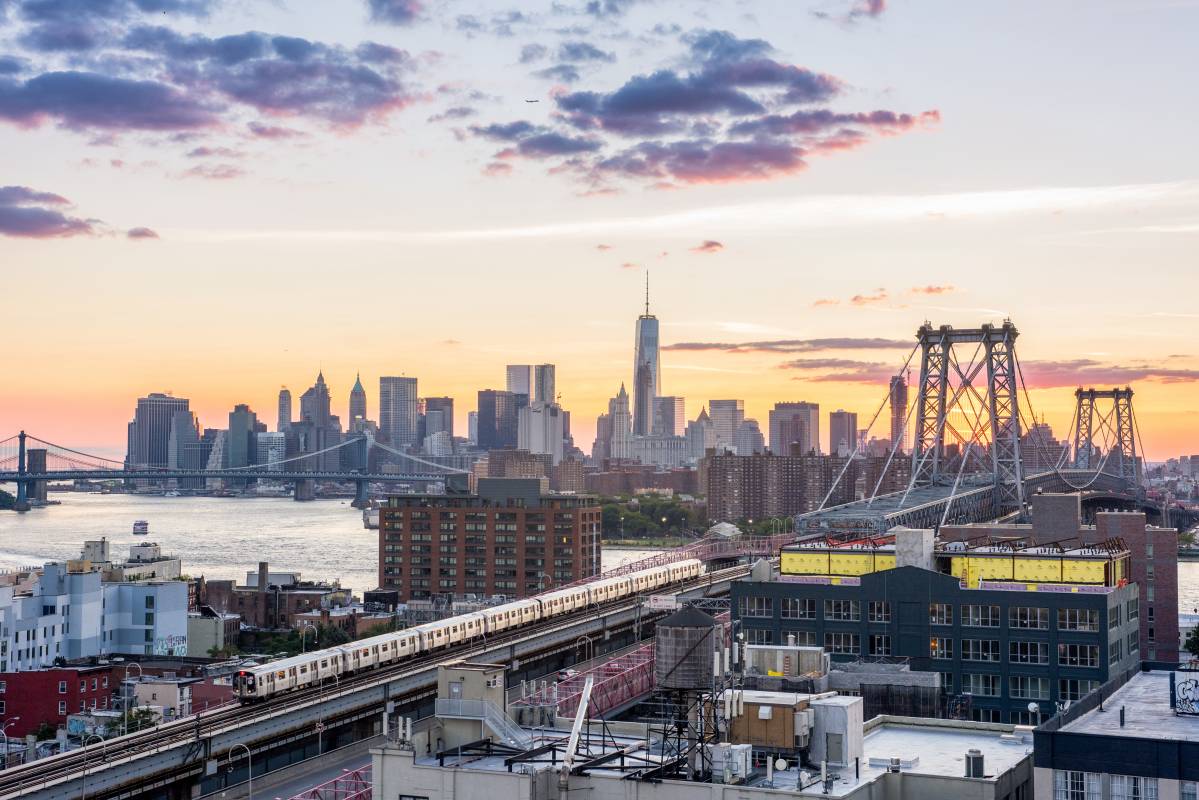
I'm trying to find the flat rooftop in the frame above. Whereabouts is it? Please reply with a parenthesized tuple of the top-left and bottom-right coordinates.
(1059, 671, 1199, 742)
(413, 719, 1032, 795)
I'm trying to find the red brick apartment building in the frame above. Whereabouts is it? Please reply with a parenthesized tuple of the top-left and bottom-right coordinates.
(0, 664, 115, 737)
(378, 478, 601, 601)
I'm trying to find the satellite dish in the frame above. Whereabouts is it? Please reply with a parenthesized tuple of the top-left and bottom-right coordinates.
(775, 758, 788, 771)
(1027, 702, 1039, 714)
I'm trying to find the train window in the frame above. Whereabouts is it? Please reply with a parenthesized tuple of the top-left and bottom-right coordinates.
(300, 665, 307, 673)
(321, 659, 328, 667)
(276, 671, 285, 679)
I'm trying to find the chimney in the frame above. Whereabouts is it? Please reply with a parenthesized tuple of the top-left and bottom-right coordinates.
(257, 561, 269, 593)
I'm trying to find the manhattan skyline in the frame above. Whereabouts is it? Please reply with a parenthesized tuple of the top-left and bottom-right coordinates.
(2, 1, 1197, 459)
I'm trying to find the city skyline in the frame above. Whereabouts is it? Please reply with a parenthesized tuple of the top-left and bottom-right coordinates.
(2, 1, 1198, 459)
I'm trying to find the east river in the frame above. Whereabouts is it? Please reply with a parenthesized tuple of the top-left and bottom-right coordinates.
(1, 494, 1197, 614)
(0, 494, 662, 593)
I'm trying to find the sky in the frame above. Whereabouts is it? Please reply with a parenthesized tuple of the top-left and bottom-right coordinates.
(2, 0, 1198, 461)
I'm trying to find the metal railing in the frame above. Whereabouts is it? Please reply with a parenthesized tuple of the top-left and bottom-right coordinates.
(434, 699, 532, 748)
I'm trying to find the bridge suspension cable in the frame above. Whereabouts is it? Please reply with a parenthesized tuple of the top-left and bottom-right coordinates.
(367, 438, 469, 474)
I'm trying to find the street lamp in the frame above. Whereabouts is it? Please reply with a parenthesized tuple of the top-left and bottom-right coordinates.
(300, 622, 317, 654)
(228, 742, 252, 800)
(575, 635, 593, 666)
(0, 718, 20, 770)
(318, 674, 340, 755)
(81, 733, 106, 800)
(537, 573, 552, 593)
(122, 662, 143, 737)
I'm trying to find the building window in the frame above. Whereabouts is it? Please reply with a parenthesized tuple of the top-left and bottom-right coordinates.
(1012, 710, 1043, 725)
(1111, 775, 1157, 800)
(868, 635, 891, 657)
(823, 600, 860, 622)
(824, 632, 860, 655)
(1059, 678, 1099, 702)
(962, 639, 1001, 662)
(1058, 608, 1099, 632)
(1010, 675, 1050, 700)
(1010, 640, 1049, 664)
(1128, 632, 1139, 654)
(1109, 606, 1122, 629)
(940, 672, 954, 692)
(0, 681, 5, 693)
(1054, 771, 1101, 800)
(970, 708, 1001, 722)
(738, 596, 772, 619)
(145, 596, 155, 609)
(1058, 643, 1099, 668)
(868, 601, 891, 623)
(930, 603, 953, 626)
(1127, 598, 1139, 621)
(962, 605, 1000, 627)
(745, 628, 773, 645)
(1010, 607, 1049, 630)
(787, 630, 818, 646)
(1109, 640, 1123, 663)
(781, 598, 816, 620)
(963, 673, 1000, 697)
(58, 701, 67, 714)
(930, 637, 953, 660)
(1181, 783, 1196, 800)
(58, 681, 67, 694)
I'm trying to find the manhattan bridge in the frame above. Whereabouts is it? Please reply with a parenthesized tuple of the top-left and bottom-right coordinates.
(2, 320, 1196, 533)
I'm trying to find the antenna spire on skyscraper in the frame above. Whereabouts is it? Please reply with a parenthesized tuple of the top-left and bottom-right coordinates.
(644, 271, 650, 316)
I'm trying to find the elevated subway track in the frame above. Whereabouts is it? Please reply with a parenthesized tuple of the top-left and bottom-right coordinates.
(0, 565, 749, 800)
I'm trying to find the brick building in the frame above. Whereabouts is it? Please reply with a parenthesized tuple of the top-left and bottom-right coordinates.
(0, 664, 116, 737)
(941, 493, 1179, 663)
(378, 478, 601, 600)
(202, 562, 351, 631)
(583, 464, 697, 497)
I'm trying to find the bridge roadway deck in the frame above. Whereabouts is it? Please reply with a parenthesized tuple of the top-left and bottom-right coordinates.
(0, 565, 749, 800)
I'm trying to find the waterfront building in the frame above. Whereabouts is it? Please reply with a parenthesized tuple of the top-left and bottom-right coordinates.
(380, 376, 419, 449)
(277, 386, 292, 432)
(167, 410, 204, 489)
(733, 527, 1141, 723)
(632, 280, 660, 438)
(126, 393, 191, 470)
(709, 399, 745, 453)
(769, 401, 820, 456)
(889, 375, 907, 453)
(652, 396, 685, 437)
(477, 389, 519, 450)
(226, 403, 260, 470)
(349, 373, 368, 431)
(733, 419, 766, 456)
(378, 478, 601, 600)
(941, 493, 1179, 662)
(255, 431, 286, 469)
(830, 409, 858, 457)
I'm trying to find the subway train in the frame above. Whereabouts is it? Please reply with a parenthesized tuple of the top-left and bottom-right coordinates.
(234, 559, 703, 702)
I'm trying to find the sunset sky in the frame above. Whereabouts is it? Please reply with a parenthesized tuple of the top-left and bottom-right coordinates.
(2, 0, 1197, 461)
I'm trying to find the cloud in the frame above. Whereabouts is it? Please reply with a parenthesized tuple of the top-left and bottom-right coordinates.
(663, 337, 910, 354)
(813, 0, 887, 24)
(1020, 359, 1199, 389)
(558, 41, 615, 63)
(182, 162, 243, 179)
(850, 288, 888, 305)
(812, 298, 839, 307)
(0, 56, 26, 75)
(186, 145, 242, 158)
(12, 0, 218, 53)
(690, 239, 723, 253)
(455, 9, 527, 37)
(0, 70, 219, 131)
(246, 120, 304, 139)
(778, 358, 898, 383)
(367, 0, 421, 25)
(519, 43, 548, 63)
(620, 261, 639, 269)
(583, 0, 638, 16)
(482, 161, 512, 177)
(909, 284, 954, 295)
(0, 184, 96, 238)
(458, 28, 934, 189)
(596, 243, 612, 250)
(533, 63, 581, 83)
(126, 225, 158, 239)
(427, 105, 476, 123)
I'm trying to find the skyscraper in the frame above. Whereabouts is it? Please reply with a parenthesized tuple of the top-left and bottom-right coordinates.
(829, 410, 859, 457)
(424, 396, 455, 439)
(477, 389, 518, 450)
(608, 384, 632, 460)
(167, 410, 203, 489)
(709, 399, 745, 453)
(379, 376, 419, 448)
(769, 401, 820, 455)
(653, 396, 685, 437)
(889, 375, 908, 454)
(506, 365, 532, 397)
(733, 419, 766, 456)
(277, 387, 292, 432)
(632, 275, 661, 437)
(534, 364, 556, 404)
(518, 401, 566, 464)
(685, 407, 716, 462)
(227, 403, 260, 469)
(295, 372, 342, 469)
(349, 373, 367, 428)
(126, 393, 191, 469)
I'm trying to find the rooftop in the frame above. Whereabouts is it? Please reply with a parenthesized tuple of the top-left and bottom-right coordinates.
(1058, 671, 1199, 742)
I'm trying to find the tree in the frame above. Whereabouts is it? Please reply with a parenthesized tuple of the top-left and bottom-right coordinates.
(118, 707, 160, 734)
(1186, 627, 1199, 660)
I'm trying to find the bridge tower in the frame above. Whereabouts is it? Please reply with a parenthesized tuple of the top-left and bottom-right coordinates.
(910, 321, 1025, 511)
(14, 430, 29, 512)
(1072, 387, 1137, 483)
